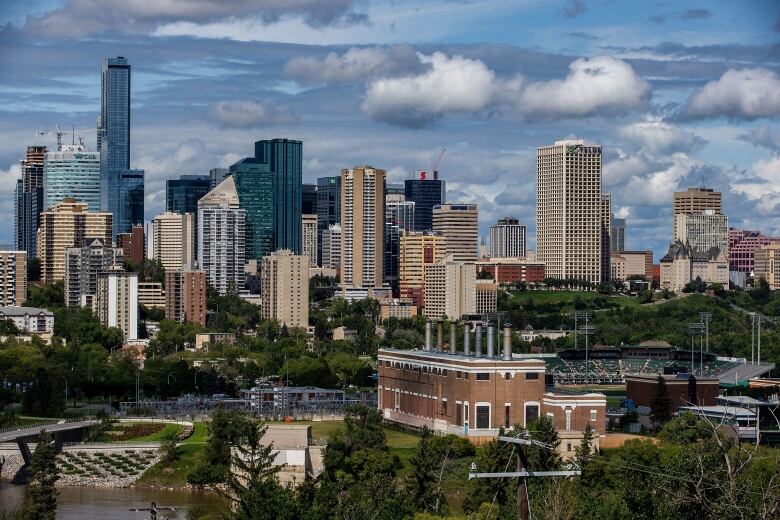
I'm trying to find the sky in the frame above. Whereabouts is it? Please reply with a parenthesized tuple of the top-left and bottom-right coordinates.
(1, 0, 779, 259)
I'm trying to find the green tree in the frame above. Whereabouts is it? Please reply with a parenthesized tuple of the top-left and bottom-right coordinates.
(464, 427, 515, 513)
(528, 416, 561, 471)
(574, 423, 594, 471)
(406, 426, 445, 514)
(24, 431, 58, 520)
(649, 375, 672, 430)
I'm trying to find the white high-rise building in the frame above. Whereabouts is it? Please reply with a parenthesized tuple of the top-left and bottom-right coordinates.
(197, 176, 246, 295)
(152, 211, 195, 271)
(322, 224, 341, 271)
(340, 166, 385, 289)
(95, 268, 138, 341)
(674, 211, 728, 253)
(260, 250, 309, 329)
(43, 145, 101, 212)
(489, 217, 526, 258)
(301, 214, 318, 267)
(536, 139, 609, 284)
(432, 204, 478, 262)
(422, 254, 476, 320)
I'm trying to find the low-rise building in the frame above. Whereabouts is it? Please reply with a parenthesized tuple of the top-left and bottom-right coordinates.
(379, 299, 418, 320)
(195, 332, 235, 350)
(659, 242, 729, 292)
(0, 306, 54, 334)
(476, 257, 545, 284)
(518, 327, 570, 343)
(625, 373, 719, 411)
(754, 243, 780, 290)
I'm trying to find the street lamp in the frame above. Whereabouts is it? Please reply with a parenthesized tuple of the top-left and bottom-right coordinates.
(688, 322, 704, 374)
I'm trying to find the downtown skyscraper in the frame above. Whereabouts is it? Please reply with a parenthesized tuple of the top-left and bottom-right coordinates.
(15, 145, 46, 256)
(405, 171, 445, 232)
(98, 56, 144, 237)
(341, 166, 385, 289)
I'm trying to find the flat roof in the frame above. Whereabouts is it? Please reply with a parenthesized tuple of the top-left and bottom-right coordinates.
(680, 405, 755, 418)
(378, 347, 545, 366)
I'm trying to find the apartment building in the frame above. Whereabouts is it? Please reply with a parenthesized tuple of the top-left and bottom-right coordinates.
(260, 250, 309, 329)
(432, 204, 478, 263)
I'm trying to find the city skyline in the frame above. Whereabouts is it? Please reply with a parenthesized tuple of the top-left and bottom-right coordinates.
(0, 1, 778, 259)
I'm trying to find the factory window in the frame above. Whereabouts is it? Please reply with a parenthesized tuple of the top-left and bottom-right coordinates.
(590, 410, 597, 422)
(441, 399, 448, 416)
(526, 372, 539, 380)
(476, 373, 490, 381)
(505, 405, 511, 428)
(476, 405, 490, 429)
(456, 403, 463, 426)
(456, 371, 462, 379)
(504, 372, 511, 380)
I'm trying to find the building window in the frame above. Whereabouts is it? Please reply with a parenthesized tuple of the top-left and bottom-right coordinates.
(565, 409, 572, 431)
(456, 371, 462, 379)
(476, 405, 490, 429)
(476, 373, 490, 381)
(525, 405, 539, 425)
(442, 399, 448, 416)
(526, 372, 539, 380)
(567, 443, 572, 452)
(504, 372, 511, 380)
(456, 403, 462, 426)
(590, 410, 597, 422)
(505, 405, 511, 428)
(464, 403, 469, 429)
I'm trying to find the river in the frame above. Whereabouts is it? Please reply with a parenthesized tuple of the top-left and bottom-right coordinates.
(0, 483, 227, 519)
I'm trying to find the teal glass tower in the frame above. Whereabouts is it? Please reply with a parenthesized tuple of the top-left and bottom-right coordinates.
(254, 139, 302, 255)
(229, 158, 274, 260)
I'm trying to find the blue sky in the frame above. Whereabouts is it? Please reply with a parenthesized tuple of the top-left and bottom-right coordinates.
(1, 0, 779, 259)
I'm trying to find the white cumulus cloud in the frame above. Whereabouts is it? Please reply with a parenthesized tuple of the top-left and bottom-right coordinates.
(208, 100, 299, 128)
(682, 68, 780, 120)
(619, 120, 706, 154)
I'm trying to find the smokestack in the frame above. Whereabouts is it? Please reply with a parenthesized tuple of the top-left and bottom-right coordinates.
(463, 322, 471, 357)
(436, 321, 443, 351)
(424, 320, 432, 351)
(503, 323, 513, 361)
(487, 322, 495, 359)
(475, 323, 484, 359)
(450, 321, 457, 355)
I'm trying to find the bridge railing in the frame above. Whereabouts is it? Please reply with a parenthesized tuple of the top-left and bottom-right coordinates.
(0, 418, 95, 437)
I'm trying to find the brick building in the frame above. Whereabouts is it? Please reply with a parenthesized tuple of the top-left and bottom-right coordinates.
(476, 258, 545, 284)
(377, 322, 606, 453)
(625, 373, 719, 410)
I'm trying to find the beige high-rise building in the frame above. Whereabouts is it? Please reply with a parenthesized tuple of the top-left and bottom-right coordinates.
(673, 187, 722, 234)
(475, 279, 497, 315)
(340, 166, 385, 289)
(137, 282, 165, 309)
(152, 211, 195, 271)
(601, 193, 612, 283)
(95, 268, 138, 341)
(165, 270, 207, 326)
(674, 211, 728, 252)
(37, 198, 112, 284)
(0, 251, 27, 306)
(536, 140, 608, 284)
(260, 250, 309, 329)
(399, 231, 446, 310)
(423, 254, 476, 320)
(755, 244, 780, 290)
(432, 204, 478, 262)
(322, 224, 341, 271)
(301, 214, 318, 267)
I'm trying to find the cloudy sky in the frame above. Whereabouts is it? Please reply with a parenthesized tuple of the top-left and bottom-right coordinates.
(1, 0, 779, 258)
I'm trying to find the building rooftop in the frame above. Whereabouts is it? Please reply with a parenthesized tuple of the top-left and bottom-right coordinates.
(680, 405, 756, 418)
(378, 347, 546, 365)
(0, 306, 54, 317)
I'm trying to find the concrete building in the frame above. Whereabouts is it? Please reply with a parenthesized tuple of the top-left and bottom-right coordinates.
(37, 199, 113, 284)
(321, 224, 341, 271)
(64, 237, 123, 308)
(43, 145, 101, 212)
(152, 211, 195, 271)
(384, 194, 415, 295)
(0, 251, 27, 307)
(399, 232, 446, 309)
(611, 217, 626, 252)
(423, 255, 476, 320)
(301, 214, 318, 267)
(673, 187, 721, 236)
(340, 166, 385, 290)
(728, 229, 780, 274)
(197, 176, 246, 295)
(660, 242, 729, 292)
(0, 306, 54, 335)
(476, 258, 546, 284)
(138, 282, 165, 309)
(165, 270, 207, 326)
(95, 268, 138, 341)
(260, 250, 309, 329)
(15, 145, 46, 257)
(754, 244, 780, 290)
(316, 176, 341, 265)
(432, 204, 478, 263)
(489, 217, 526, 258)
(610, 250, 653, 282)
(674, 211, 728, 253)
(536, 140, 609, 284)
(601, 194, 612, 283)
(379, 299, 418, 320)
(475, 280, 497, 316)
(377, 325, 606, 452)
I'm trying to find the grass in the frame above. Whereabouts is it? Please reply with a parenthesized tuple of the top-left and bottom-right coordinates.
(509, 290, 640, 309)
(135, 421, 208, 487)
(130, 423, 183, 442)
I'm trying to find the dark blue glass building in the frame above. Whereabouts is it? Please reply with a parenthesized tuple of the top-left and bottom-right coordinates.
(302, 183, 317, 215)
(316, 176, 340, 264)
(404, 173, 446, 232)
(229, 158, 274, 261)
(166, 175, 211, 214)
(254, 139, 302, 255)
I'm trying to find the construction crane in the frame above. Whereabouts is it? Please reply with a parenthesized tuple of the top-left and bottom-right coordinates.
(36, 125, 95, 150)
(417, 148, 447, 181)
(35, 125, 65, 151)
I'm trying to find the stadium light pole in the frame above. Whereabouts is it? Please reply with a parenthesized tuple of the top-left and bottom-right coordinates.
(580, 323, 595, 391)
(572, 310, 592, 351)
(699, 312, 712, 353)
(750, 313, 756, 365)
(688, 323, 704, 374)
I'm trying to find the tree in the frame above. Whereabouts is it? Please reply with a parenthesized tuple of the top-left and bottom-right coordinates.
(464, 427, 516, 513)
(27, 257, 41, 283)
(649, 375, 672, 430)
(528, 416, 561, 471)
(574, 423, 595, 471)
(406, 426, 445, 514)
(24, 431, 58, 520)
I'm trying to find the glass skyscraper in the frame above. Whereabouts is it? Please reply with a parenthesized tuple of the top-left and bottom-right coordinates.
(316, 176, 341, 265)
(302, 183, 317, 214)
(99, 56, 144, 237)
(230, 158, 274, 260)
(404, 173, 446, 231)
(255, 139, 302, 254)
(166, 175, 211, 214)
(15, 145, 46, 257)
(44, 146, 101, 212)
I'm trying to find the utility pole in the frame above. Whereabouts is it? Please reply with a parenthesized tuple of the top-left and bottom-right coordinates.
(757, 314, 762, 365)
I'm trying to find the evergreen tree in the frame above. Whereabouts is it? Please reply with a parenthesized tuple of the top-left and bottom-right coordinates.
(463, 427, 516, 513)
(406, 426, 445, 514)
(649, 375, 672, 430)
(528, 416, 561, 471)
(24, 431, 58, 520)
(574, 423, 595, 470)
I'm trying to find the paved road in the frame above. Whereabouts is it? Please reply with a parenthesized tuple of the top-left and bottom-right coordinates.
(0, 420, 97, 443)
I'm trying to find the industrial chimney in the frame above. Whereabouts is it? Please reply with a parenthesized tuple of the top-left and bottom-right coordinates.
(424, 320, 432, 351)
(503, 323, 513, 361)
(463, 322, 471, 357)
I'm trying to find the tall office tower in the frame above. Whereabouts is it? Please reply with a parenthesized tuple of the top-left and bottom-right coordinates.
(536, 139, 607, 284)
(116, 225, 145, 265)
(43, 145, 101, 211)
(15, 146, 46, 256)
(489, 217, 527, 258)
(301, 214, 318, 267)
(260, 250, 309, 329)
(230, 158, 273, 260)
(674, 211, 728, 253)
(95, 268, 138, 341)
(341, 166, 385, 289)
(166, 175, 211, 215)
(422, 254, 476, 320)
(302, 183, 317, 214)
(601, 194, 612, 283)
(321, 224, 341, 270)
(37, 199, 112, 284)
(64, 237, 123, 308)
(152, 211, 195, 271)
(197, 176, 246, 295)
(729, 229, 780, 273)
(385, 183, 405, 196)
(383, 194, 415, 295)
(209, 167, 228, 189)
(611, 217, 626, 252)
(405, 171, 446, 231)
(99, 56, 144, 237)
(317, 176, 341, 264)
(165, 270, 207, 326)
(399, 231, 446, 309)
(255, 139, 302, 253)
(432, 203, 478, 263)
(673, 187, 722, 235)
(0, 251, 27, 306)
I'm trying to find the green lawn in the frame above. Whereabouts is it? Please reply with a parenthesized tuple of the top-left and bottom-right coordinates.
(135, 421, 208, 487)
(131, 423, 183, 442)
(509, 290, 640, 309)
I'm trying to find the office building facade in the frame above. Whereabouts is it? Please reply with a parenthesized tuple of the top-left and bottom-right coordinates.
(64, 237, 123, 308)
(43, 146, 101, 212)
(302, 183, 317, 214)
(301, 214, 318, 267)
(152, 211, 195, 271)
(432, 204, 478, 263)
(317, 176, 341, 264)
(0, 251, 27, 307)
(209, 167, 228, 189)
(489, 217, 526, 258)
(384, 194, 415, 295)
(755, 244, 780, 290)
(166, 175, 211, 215)
(341, 166, 385, 289)
(673, 187, 722, 235)
(15, 146, 46, 257)
(255, 139, 302, 254)
(165, 270, 207, 326)
(729, 229, 780, 273)
(423, 255, 476, 320)
(260, 250, 309, 329)
(405, 172, 445, 231)
(611, 217, 626, 252)
(197, 176, 246, 295)
(230, 158, 274, 260)
(321, 224, 341, 271)
(38, 199, 113, 284)
(536, 140, 608, 284)
(674, 211, 729, 253)
(95, 268, 138, 341)
(399, 232, 446, 309)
